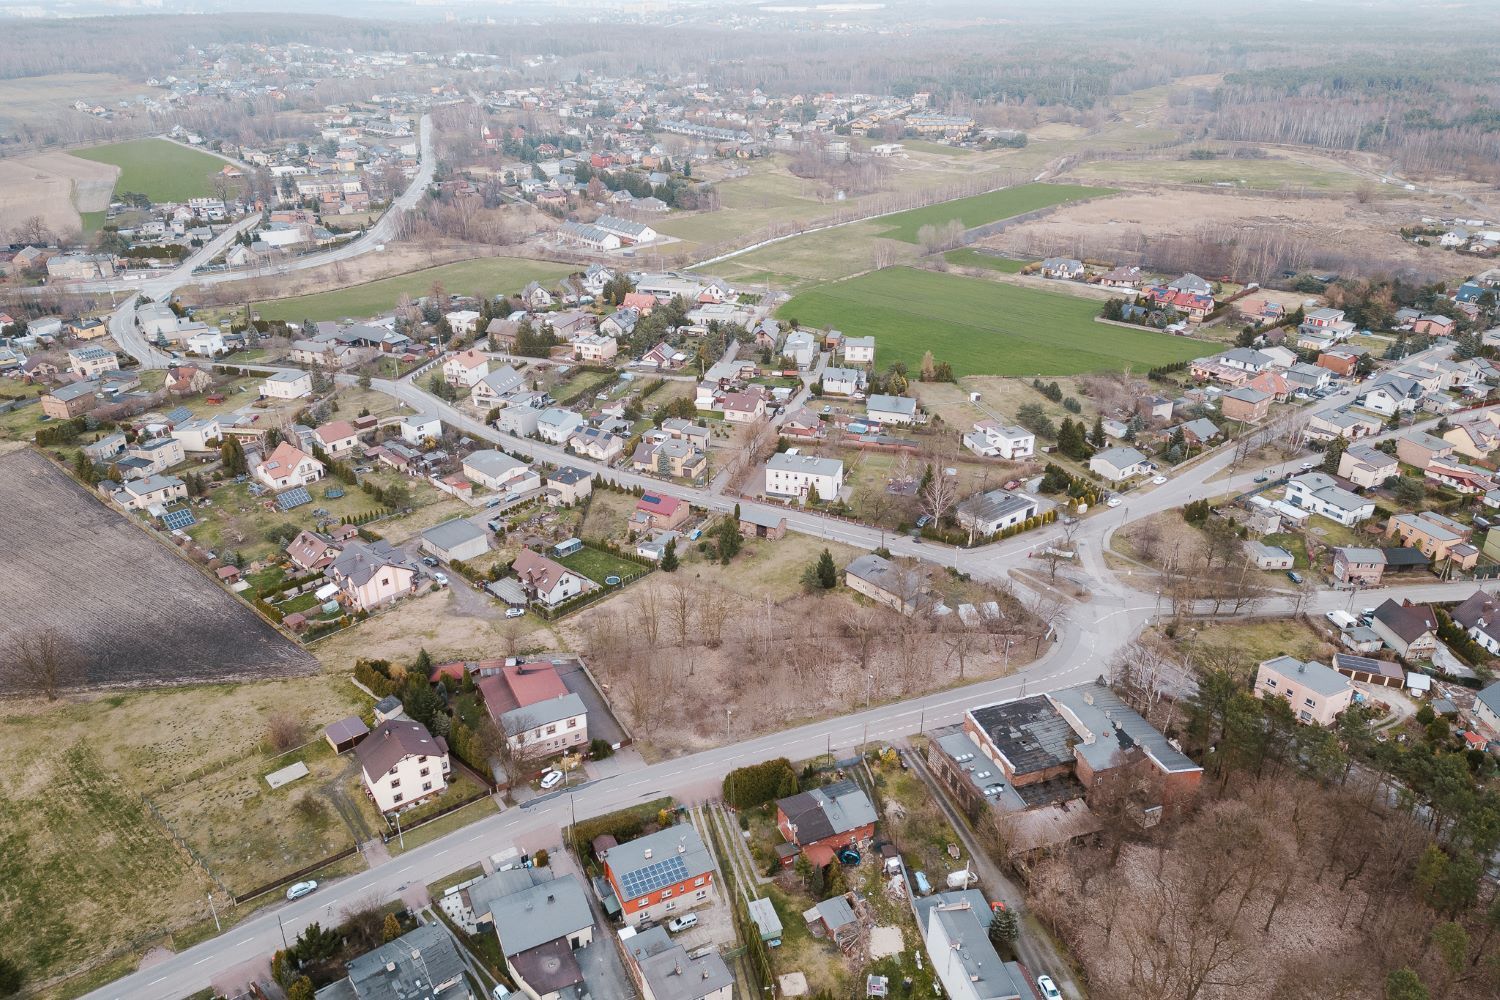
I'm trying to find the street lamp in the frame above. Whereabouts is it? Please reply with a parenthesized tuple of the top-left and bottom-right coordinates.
(865, 672, 874, 707)
(725, 707, 733, 743)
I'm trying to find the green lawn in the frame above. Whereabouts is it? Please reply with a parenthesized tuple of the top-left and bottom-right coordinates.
(557, 544, 647, 586)
(70, 138, 229, 203)
(251, 258, 574, 323)
(1068, 155, 1365, 192)
(874, 182, 1116, 242)
(778, 267, 1206, 377)
(943, 248, 1030, 273)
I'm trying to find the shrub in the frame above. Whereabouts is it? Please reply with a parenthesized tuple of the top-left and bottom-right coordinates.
(723, 758, 798, 809)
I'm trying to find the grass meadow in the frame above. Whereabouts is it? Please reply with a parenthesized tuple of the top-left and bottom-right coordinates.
(70, 138, 229, 203)
(873, 182, 1116, 242)
(778, 267, 1206, 377)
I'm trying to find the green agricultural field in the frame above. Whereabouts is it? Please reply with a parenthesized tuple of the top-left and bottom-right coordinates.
(251, 257, 574, 323)
(874, 182, 1116, 243)
(1068, 155, 1364, 192)
(778, 267, 1205, 377)
(71, 138, 229, 203)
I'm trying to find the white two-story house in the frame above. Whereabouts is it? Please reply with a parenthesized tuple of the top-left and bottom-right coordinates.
(356, 719, 450, 813)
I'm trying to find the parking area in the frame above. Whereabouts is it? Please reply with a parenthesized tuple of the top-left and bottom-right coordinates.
(553, 654, 630, 748)
(656, 892, 738, 954)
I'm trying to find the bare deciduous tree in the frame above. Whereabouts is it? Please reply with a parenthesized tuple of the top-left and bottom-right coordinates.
(4, 628, 84, 700)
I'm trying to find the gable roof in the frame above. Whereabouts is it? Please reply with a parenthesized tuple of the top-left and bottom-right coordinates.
(604, 825, 715, 896)
(355, 719, 446, 781)
(1372, 599, 1439, 642)
(513, 547, 584, 594)
(776, 780, 877, 846)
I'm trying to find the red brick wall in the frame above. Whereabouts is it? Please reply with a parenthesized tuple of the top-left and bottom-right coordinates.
(609, 867, 715, 915)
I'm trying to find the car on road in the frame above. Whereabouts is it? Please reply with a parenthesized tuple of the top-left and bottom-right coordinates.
(485, 496, 504, 508)
(505, 606, 526, 619)
(286, 880, 318, 901)
(432, 572, 449, 586)
(1151, 475, 1167, 484)
(667, 914, 699, 933)
(1106, 496, 1122, 508)
(421, 556, 439, 567)
(1253, 474, 1269, 484)
(1300, 461, 1315, 471)
(539, 770, 564, 790)
(1036, 975, 1062, 1000)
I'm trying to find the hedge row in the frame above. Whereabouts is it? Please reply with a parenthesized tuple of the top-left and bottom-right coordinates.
(722, 757, 798, 810)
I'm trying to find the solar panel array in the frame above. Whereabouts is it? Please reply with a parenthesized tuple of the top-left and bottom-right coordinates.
(276, 487, 313, 511)
(161, 507, 197, 531)
(618, 855, 688, 899)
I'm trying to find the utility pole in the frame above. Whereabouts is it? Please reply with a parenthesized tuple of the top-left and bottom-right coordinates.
(277, 915, 288, 950)
(207, 892, 220, 933)
(395, 810, 404, 851)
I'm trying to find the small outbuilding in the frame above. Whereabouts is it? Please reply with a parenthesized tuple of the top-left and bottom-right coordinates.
(324, 715, 370, 754)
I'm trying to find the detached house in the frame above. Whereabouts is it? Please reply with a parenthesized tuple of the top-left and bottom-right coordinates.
(845, 553, 927, 615)
(1338, 443, 1397, 488)
(1255, 657, 1354, 726)
(1089, 446, 1150, 483)
(765, 453, 844, 500)
(601, 826, 717, 927)
(1284, 472, 1374, 526)
(444, 348, 490, 387)
(513, 548, 592, 607)
(963, 420, 1034, 460)
(477, 660, 588, 756)
(1386, 511, 1476, 569)
(1370, 600, 1440, 659)
(329, 540, 417, 611)
(356, 719, 449, 813)
(775, 780, 877, 867)
(311, 419, 360, 457)
(1451, 591, 1500, 656)
(254, 442, 325, 490)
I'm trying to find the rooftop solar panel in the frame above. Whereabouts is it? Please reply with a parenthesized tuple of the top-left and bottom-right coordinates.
(276, 487, 313, 511)
(160, 507, 197, 531)
(618, 855, 688, 899)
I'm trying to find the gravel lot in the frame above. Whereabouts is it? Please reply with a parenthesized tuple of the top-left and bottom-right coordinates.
(0, 447, 317, 688)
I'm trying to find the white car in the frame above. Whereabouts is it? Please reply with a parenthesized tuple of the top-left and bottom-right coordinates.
(286, 880, 318, 901)
(505, 606, 526, 619)
(539, 770, 564, 790)
(1106, 496, 1122, 508)
(1150, 475, 1167, 485)
(432, 572, 449, 586)
(1036, 975, 1062, 1000)
(667, 913, 700, 933)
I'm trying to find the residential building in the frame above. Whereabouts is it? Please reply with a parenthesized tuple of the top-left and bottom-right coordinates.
(400, 413, 443, 445)
(764, 452, 844, 500)
(545, 466, 594, 507)
(1357, 375, 1422, 416)
(843, 335, 876, 365)
(865, 394, 917, 426)
(315, 924, 467, 1000)
(1333, 547, 1386, 586)
(1451, 591, 1500, 656)
(1338, 443, 1397, 488)
(775, 780, 877, 866)
(421, 518, 490, 563)
(1089, 446, 1151, 483)
(739, 508, 787, 540)
(286, 528, 346, 573)
(1040, 257, 1085, 280)
(260, 370, 312, 399)
(471, 365, 527, 408)
(444, 348, 490, 387)
(1284, 472, 1374, 526)
(445, 310, 482, 336)
(1246, 542, 1294, 570)
(956, 489, 1039, 537)
(166, 364, 214, 396)
(476, 660, 587, 755)
(538, 408, 586, 444)
(962, 420, 1034, 460)
(721, 390, 767, 424)
(113, 474, 187, 510)
(41, 380, 99, 418)
(601, 825, 717, 926)
(1473, 681, 1500, 738)
(780, 407, 825, 442)
(1370, 600, 1440, 658)
(845, 553, 927, 615)
(126, 436, 183, 476)
(569, 426, 625, 463)
(573, 334, 619, 363)
(1221, 385, 1272, 423)
(622, 925, 734, 1000)
(632, 438, 707, 480)
(311, 419, 360, 457)
(1396, 431, 1453, 469)
(67, 346, 119, 379)
(1386, 511, 1476, 568)
(919, 891, 1032, 1000)
(1306, 408, 1381, 442)
(513, 548, 591, 607)
(498, 404, 544, 437)
(1255, 656, 1354, 726)
(254, 442, 325, 490)
(820, 366, 865, 396)
(326, 536, 415, 608)
(1426, 457, 1497, 495)
(463, 450, 540, 494)
(467, 869, 594, 1000)
(355, 719, 449, 813)
(634, 492, 690, 531)
(187, 327, 228, 356)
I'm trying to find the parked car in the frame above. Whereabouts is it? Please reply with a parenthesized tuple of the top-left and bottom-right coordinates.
(505, 606, 526, 619)
(915, 514, 932, 528)
(485, 496, 504, 508)
(1287, 570, 1304, 584)
(432, 572, 449, 586)
(667, 914, 699, 933)
(539, 770, 564, 790)
(1151, 475, 1167, 485)
(1253, 474, 1270, 484)
(492, 986, 512, 1000)
(1036, 975, 1062, 1000)
(421, 556, 439, 567)
(1300, 461, 1315, 471)
(286, 880, 318, 901)
(1106, 496, 1122, 508)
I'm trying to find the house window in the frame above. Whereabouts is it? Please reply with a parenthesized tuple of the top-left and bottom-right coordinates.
(664, 901, 676, 911)
(393, 792, 404, 803)
(546, 725, 558, 735)
(694, 877, 705, 887)
(696, 889, 707, 900)
(1304, 698, 1316, 708)
(390, 779, 400, 788)
(1265, 678, 1277, 688)
(1299, 711, 1312, 722)
(662, 889, 673, 898)
(637, 899, 649, 908)
(567, 718, 578, 728)
(422, 781, 433, 791)
(420, 767, 430, 777)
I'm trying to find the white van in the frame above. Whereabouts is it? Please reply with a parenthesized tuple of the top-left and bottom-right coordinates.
(1325, 610, 1356, 631)
(667, 914, 699, 933)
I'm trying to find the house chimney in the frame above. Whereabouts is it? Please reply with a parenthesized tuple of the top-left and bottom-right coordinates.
(643, 848, 653, 859)
(548, 893, 555, 903)
(386, 962, 397, 973)
(678, 844, 686, 853)
(674, 962, 682, 977)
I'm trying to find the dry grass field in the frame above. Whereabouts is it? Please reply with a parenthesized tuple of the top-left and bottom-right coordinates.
(0, 447, 317, 690)
(0, 149, 118, 237)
